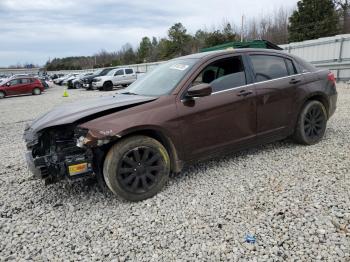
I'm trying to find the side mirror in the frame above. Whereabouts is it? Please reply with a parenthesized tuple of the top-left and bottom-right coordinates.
(186, 83, 212, 98)
(6, 82, 10, 86)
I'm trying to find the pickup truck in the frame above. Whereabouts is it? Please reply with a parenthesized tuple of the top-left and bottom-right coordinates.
(92, 68, 141, 91)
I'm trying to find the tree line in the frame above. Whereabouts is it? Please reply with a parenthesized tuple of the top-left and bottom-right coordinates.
(43, 0, 350, 70)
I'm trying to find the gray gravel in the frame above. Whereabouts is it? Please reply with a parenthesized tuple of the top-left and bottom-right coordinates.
(0, 84, 349, 261)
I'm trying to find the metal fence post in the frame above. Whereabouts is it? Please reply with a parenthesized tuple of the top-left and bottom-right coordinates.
(338, 37, 344, 62)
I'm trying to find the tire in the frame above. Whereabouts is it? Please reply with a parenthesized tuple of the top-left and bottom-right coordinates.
(102, 82, 113, 91)
(32, 88, 41, 95)
(103, 136, 171, 201)
(293, 100, 327, 145)
(0, 91, 5, 99)
(74, 82, 81, 89)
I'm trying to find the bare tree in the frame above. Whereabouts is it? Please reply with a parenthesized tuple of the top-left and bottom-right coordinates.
(334, 0, 350, 33)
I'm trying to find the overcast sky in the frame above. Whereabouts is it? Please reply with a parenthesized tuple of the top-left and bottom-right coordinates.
(0, 0, 298, 67)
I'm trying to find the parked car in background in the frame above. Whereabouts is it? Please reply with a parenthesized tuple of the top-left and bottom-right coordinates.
(9, 74, 29, 80)
(67, 72, 93, 89)
(62, 73, 80, 86)
(0, 77, 44, 98)
(0, 75, 8, 84)
(82, 68, 115, 90)
(92, 68, 141, 91)
(39, 78, 49, 89)
(51, 74, 64, 80)
(53, 74, 68, 85)
(24, 49, 337, 201)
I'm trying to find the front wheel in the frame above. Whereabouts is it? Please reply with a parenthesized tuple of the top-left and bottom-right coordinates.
(32, 88, 41, 95)
(102, 82, 113, 91)
(293, 100, 327, 145)
(74, 82, 81, 89)
(103, 136, 170, 201)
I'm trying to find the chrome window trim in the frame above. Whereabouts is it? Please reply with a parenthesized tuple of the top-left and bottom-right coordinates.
(181, 72, 311, 101)
(211, 72, 308, 95)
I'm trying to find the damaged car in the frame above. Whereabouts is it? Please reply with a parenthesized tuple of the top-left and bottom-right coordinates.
(24, 49, 337, 201)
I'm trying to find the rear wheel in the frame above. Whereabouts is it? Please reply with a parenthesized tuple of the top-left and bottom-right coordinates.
(102, 82, 113, 91)
(293, 100, 327, 145)
(103, 136, 170, 201)
(0, 91, 5, 99)
(32, 88, 41, 95)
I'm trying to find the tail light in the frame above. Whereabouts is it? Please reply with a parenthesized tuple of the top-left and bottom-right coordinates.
(328, 72, 336, 84)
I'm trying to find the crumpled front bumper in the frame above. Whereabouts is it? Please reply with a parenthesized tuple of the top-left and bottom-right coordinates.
(25, 151, 42, 179)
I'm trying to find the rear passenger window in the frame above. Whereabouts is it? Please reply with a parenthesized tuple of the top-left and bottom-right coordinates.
(285, 59, 297, 75)
(125, 69, 133, 74)
(250, 55, 288, 82)
(22, 78, 31, 84)
(192, 56, 246, 92)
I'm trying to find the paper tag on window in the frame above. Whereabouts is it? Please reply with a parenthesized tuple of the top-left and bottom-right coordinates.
(170, 64, 189, 71)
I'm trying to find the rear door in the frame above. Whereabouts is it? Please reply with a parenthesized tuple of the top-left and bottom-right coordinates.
(112, 69, 125, 85)
(21, 78, 33, 93)
(176, 55, 257, 161)
(248, 53, 303, 138)
(124, 69, 136, 84)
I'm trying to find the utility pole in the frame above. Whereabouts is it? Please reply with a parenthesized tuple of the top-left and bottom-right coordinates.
(241, 15, 244, 42)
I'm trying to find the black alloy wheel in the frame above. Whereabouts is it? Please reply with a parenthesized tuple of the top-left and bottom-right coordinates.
(303, 105, 326, 139)
(117, 146, 163, 194)
(293, 100, 327, 145)
(103, 136, 170, 201)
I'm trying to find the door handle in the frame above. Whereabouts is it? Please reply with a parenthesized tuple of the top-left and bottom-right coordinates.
(289, 78, 301, 84)
(237, 90, 253, 97)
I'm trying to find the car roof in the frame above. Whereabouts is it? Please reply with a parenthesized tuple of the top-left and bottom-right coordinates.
(178, 48, 290, 60)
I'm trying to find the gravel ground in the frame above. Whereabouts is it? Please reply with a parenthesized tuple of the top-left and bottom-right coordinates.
(0, 84, 349, 261)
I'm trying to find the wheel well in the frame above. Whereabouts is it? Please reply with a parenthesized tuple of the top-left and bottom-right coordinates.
(104, 81, 112, 85)
(305, 94, 329, 117)
(113, 130, 182, 173)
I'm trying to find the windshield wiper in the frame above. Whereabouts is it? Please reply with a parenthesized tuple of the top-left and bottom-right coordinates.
(120, 91, 138, 95)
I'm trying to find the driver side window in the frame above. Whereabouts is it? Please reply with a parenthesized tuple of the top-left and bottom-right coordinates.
(9, 79, 21, 86)
(192, 56, 246, 93)
(114, 70, 124, 76)
(250, 55, 289, 82)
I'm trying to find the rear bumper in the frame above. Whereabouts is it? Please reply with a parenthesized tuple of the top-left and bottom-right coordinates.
(328, 93, 337, 118)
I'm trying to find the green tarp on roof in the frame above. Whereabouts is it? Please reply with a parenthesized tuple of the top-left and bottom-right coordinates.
(200, 40, 283, 52)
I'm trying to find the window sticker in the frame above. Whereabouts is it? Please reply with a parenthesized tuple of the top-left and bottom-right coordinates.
(170, 64, 189, 71)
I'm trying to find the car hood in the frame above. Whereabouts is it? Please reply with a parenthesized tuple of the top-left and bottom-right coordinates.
(25, 94, 157, 136)
(81, 75, 98, 81)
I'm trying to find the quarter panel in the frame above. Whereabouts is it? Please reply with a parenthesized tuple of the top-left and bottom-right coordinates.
(79, 96, 185, 159)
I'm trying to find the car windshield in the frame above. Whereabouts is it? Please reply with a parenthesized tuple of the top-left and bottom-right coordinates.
(93, 69, 104, 75)
(123, 59, 197, 96)
(107, 69, 117, 76)
(101, 68, 113, 76)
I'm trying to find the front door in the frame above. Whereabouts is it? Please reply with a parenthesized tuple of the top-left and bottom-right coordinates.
(176, 55, 257, 161)
(6, 79, 23, 95)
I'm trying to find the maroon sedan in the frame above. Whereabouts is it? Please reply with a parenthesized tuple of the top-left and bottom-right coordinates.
(24, 49, 337, 201)
(0, 77, 44, 98)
